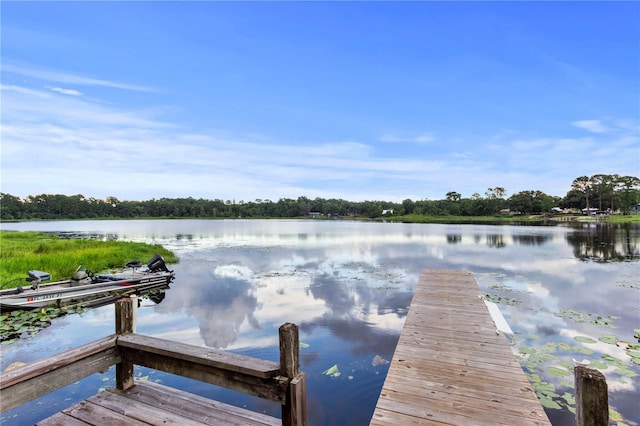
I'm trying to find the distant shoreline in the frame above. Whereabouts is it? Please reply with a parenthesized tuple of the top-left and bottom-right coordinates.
(2, 214, 639, 225)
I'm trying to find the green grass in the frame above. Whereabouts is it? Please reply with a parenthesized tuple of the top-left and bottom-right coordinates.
(386, 214, 640, 224)
(604, 214, 640, 223)
(0, 231, 178, 289)
(386, 214, 540, 224)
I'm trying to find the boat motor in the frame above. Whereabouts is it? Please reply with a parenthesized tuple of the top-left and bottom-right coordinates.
(70, 269, 92, 286)
(147, 255, 170, 273)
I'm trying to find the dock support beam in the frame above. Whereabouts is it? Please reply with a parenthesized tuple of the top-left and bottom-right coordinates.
(115, 296, 136, 391)
(280, 322, 307, 426)
(575, 365, 608, 426)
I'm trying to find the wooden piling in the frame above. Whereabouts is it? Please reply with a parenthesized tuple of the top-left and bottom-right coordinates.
(279, 322, 307, 426)
(575, 366, 608, 426)
(115, 296, 136, 391)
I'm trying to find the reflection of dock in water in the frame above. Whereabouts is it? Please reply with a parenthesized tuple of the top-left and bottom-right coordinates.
(370, 269, 551, 425)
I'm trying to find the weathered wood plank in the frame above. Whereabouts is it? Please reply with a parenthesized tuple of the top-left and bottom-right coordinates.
(35, 378, 282, 426)
(59, 399, 149, 425)
(113, 380, 280, 425)
(117, 333, 280, 378)
(370, 269, 550, 426)
(115, 297, 136, 391)
(117, 340, 287, 403)
(86, 390, 218, 426)
(0, 336, 119, 412)
(0, 335, 117, 389)
(36, 412, 91, 426)
(381, 377, 547, 421)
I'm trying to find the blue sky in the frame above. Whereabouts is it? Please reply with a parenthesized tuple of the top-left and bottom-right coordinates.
(1, 2, 638, 202)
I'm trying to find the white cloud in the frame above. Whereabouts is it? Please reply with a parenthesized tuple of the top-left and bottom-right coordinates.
(48, 86, 82, 96)
(3, 62, 153, 92)
(0, 84, 51, 98)
(379, 133, 434, 144)
(1, 68, 638, 203)
(571, 119, 608, 133)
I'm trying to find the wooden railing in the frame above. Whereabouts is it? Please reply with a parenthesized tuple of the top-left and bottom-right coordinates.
(0, 297, 307, 426)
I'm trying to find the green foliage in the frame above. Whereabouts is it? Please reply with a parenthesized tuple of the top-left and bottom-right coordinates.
(0, 172, 637, 221)
(0, 231, 178, 287)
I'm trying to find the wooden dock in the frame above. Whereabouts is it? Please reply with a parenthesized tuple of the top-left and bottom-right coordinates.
(1, 297, 307, 426)
(370, 269, 551, 426)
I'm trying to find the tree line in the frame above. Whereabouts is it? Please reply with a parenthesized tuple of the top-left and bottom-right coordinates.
(1, 173, 638, 221)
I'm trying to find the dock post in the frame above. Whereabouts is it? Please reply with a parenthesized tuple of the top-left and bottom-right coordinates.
(115, 296, 137, 391)
(575, 365, 608, 426)
(279, 322, 307, 426)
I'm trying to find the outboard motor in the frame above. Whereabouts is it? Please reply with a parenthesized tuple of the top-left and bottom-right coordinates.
(147, 255, 170, 273)
(70, 269, 92, 286)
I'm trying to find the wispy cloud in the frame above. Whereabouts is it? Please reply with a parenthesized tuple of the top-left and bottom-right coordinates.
(379, 133, 434, 144)
(571, 119, 608, 133)
(0, 84, 51, 98)
(3, 62, 153, 92)
(48, 86, 82, 96)
(1, 76, 637, 203)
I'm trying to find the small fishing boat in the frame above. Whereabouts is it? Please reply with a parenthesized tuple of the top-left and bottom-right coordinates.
(0, 255, 175, 311)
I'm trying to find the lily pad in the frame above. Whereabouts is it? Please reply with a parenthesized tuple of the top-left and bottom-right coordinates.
(539, 396, 561, 409)
(558, 360, 574, 370)
(598, 334, 619, 345)
(627, 351, 640, 365)
(601, 354, 625, 367)
(546, 366, 572, 377)
(613, 367, 638, 378)
(589, 361, 607, 369)
(574, 336, 597, 344)
(561, 392, 575, 406)
(322, 364, 341, 377)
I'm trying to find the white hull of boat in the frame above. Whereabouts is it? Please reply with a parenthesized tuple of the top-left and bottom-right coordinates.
(0, 272, 173, 311)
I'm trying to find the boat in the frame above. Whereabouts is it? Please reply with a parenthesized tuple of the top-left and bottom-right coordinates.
(0, 255, 175, 311)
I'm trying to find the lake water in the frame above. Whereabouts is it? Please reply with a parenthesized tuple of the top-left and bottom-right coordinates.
(1, 219, 639, 425)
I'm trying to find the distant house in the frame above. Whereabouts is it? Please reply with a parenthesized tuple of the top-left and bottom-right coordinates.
(581, 208, 599, 216)
(632, 204, 640, 214)
(550, 207, 563, 214)
(382, 209, 394, 215)
(309, 212, 322, 218)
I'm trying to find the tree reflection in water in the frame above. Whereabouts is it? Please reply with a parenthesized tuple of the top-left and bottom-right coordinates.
(566, 223, 640, 262)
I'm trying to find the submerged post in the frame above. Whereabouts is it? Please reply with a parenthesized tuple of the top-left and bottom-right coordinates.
(575, 365, 608, 426)
(115, 296, 137, 390)
(279, 322, 307, 426)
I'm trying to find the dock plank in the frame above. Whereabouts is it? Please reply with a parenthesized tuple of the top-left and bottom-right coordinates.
(370, 269, 550, 426)
(36, 380, 280, 426)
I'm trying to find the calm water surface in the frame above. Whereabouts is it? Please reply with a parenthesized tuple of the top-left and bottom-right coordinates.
(1, 219, 638, 425)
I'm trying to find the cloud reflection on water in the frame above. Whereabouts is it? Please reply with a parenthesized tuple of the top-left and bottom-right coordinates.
(0, 219, 639, 425)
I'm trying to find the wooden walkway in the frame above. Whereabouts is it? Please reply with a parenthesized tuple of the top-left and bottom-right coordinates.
(370, 269, 551, 426)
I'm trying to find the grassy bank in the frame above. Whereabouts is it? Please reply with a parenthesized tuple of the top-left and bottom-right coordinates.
(0, 231, 178, 289)
(384, 214, 640, 224)
(385, 214, 542, 224)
